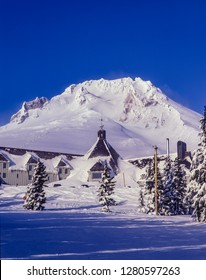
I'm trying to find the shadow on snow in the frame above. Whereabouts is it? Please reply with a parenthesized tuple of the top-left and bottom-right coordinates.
(1, 212, 206, 260)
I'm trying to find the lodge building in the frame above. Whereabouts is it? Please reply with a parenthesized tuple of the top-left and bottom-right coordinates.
(0, 125, 189, 186)
(0, 126, 121, 185)
(0, 147, 75, 185)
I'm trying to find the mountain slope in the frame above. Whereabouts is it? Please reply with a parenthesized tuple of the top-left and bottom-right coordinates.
(0, 77, 201, 158)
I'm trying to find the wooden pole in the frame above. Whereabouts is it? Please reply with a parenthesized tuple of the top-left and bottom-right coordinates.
(154, 145, 158, 215)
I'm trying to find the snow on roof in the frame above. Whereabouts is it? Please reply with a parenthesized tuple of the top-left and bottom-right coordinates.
(51, 155, 73, 169)
(0, 148, 73, 172)
(84, 128, 121, 170)
(8, 152, 39, 171)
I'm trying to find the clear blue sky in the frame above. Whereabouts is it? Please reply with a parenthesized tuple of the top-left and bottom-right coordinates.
(1, 0, 206, 125)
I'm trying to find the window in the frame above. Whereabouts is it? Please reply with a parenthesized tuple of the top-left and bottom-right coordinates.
(3, 163, 6, 169)
(65, 168, 68, 174)
(58, 168, 62, 174)
(28, 165, 32, 171)
(3, 173, 6, 179)
(17, 174, 19, 179)
(92, 172, 102, 179)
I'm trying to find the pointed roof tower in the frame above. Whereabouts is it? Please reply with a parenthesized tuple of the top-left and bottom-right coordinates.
(85, 125, 121, 174)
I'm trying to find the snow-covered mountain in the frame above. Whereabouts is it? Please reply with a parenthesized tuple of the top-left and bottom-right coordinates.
(0, 77, 201, 158)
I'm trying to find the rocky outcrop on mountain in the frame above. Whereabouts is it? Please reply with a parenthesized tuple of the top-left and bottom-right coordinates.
(10, 97, 48, 124)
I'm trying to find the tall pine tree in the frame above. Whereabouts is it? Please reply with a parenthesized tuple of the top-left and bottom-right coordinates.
(158, 157, 175, 215)
(171, 157, 187, 215)
(24, 160, 47, 210)
(158, 157, 187, 216)
(97, 165, 116, 212)
(138, 159, 155, 214)
(188, 106, 206, 222)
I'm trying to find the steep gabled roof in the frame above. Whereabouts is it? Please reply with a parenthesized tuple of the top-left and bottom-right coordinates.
(87, 138, 120, 164)
(52, 156, 73, 170)
(85, 128, 121, 174)
(27, 155, 38, 164)
(0, 153, 9, 162)
(57, 160, 67, 167)
(90, 161, 105, 171)
(88, 138, 110, 158)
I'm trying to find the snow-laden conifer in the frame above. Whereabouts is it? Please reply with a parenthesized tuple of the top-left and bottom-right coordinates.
(188, 106, 206, 222)
(138, 159, 155, 214)
(159, 157, 187, 215)
(23, 160, 47, 210)
(97, 165, 116, 212)
(158, 157, 174, 215)
(172, 157, 187, 215)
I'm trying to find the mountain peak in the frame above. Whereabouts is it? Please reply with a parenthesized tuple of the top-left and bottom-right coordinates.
(0, 77, 201, 158)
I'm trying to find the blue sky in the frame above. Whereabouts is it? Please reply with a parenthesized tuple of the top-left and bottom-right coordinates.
(1, 0, 206, 125)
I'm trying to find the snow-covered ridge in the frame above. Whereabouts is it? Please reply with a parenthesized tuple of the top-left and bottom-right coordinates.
(0, 77, 201, 158)
(10, 97, 48, 124)
(8, 77, 187, 126)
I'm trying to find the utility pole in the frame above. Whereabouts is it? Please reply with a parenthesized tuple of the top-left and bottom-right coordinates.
(154, 145, 158, 215)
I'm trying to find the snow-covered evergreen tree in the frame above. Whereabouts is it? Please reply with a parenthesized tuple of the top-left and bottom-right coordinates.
(158, 157, 175, 215)
(97, 165, 116, 212)
(137, 185, 145, 213)
(138, 159, 155, 214)
(159, 157, 187, 216)
(191, 184, 206, 222)
(188, 106, 206, 222)
(23, 160, 47, 210)
(172, 157, 187, 215)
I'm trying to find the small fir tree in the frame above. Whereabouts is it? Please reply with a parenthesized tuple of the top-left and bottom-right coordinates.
(97, 165, 116, 212)
(24, 160, 47, 210)
(137, 186, 145, 213)
(188, 106, 206, 222)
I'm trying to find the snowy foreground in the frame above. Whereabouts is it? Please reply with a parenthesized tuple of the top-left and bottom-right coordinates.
(1, 184, 206, 260)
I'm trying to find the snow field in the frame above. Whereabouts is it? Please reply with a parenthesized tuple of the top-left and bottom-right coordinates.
(1, 183, 206, 260)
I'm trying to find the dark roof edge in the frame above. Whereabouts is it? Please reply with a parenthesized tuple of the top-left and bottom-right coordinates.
(0, 146, 83, 158)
